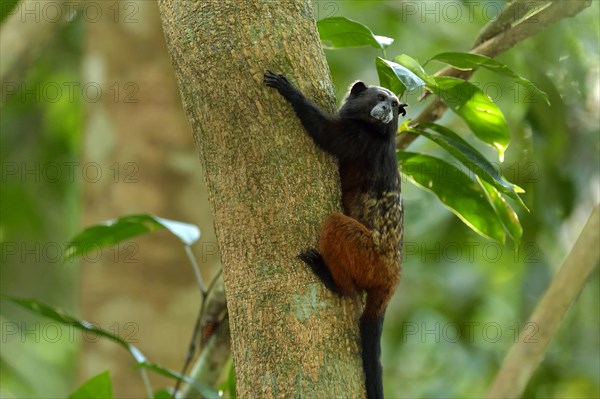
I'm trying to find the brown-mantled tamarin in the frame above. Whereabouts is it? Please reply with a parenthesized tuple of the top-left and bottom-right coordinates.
(264, 71, 406, 399)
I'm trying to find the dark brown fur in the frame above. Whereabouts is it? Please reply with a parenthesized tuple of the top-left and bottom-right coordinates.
(264, 71, 405, 399)
(319, 195, 402, 318)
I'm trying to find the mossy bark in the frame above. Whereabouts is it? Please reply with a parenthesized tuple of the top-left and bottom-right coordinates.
(158, 1, 364, 397)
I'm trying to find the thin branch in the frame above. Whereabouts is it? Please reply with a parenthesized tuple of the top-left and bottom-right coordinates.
(180, 318, 231, 399)
(397, 0, 592, 150)
(487, 204, 600, 399)
(185, 245, 206, 295)
(139, 368, 154, 399)
(174, 271, 227, 398)
(474, 0, 549, 46)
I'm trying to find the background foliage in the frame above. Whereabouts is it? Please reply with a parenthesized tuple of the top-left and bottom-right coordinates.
(1, 1, 598, 398)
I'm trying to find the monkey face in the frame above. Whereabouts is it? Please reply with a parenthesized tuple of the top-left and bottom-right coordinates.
(370, 96, 395, 124)
(339, 82, 407, 128)
(369, 89, 401, 124)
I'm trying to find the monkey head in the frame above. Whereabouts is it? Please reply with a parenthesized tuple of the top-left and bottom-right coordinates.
(338, 81, 407, 127)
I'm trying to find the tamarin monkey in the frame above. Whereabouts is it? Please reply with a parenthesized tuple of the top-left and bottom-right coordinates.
(264, 71, 406, 399)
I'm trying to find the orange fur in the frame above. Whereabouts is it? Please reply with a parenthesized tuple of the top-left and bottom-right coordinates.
(264, 70, 404, 399)
(318, 213, 400, 318)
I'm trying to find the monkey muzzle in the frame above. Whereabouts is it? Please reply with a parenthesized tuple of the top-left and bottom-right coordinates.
(370, 103, 394, 124)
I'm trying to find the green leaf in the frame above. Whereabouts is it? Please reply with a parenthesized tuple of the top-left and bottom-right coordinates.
(2, 296, 137, 352)
(373, 35, 393, 48)
(228, 361, 237, 399)
(478, 177, 523, 244)
(427, 52, 549, 105)
(393, 54, 435, 87)
(394, 54, 513, 160)
(152, 215, 200, 245)
(398, 152, 506, 243)
(65, 214, 200, 260)
(137, 362, 220, 399)
(317, 17, 392, 49)
(0, 0, 19, 22)
(69, 370, 113, 399)
(153, 389, 172, 399)
(2, 296, 218, 398)
(412, 122, 527, 210)
(375, 57, 425, 95)
(433, 77, 510, 160)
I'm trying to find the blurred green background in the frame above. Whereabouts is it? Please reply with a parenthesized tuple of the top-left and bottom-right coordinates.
(1, 0, 598, 398)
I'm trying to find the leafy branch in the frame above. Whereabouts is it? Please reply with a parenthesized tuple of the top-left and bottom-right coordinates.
(1, 295, 218, 398)
(398, 0, 592, 149)
(5, 213, 226, 397)
(317, 0, 591, 245)
(315, 3, 595, 396)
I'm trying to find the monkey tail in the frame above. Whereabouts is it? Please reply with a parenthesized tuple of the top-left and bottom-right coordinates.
(360, 311, 385, 399)
(361, 286, 391, 399)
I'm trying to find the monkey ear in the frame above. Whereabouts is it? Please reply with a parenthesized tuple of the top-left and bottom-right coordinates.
(350, 81, 368, 96)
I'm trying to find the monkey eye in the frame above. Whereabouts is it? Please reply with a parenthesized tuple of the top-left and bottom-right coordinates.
(378, 94, 385, 101)
(391, 100, 398, 108)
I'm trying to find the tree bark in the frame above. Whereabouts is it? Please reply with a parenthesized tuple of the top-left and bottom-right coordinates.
(159, 1, 364, 398)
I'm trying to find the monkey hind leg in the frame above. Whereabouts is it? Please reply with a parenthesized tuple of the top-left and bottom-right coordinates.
(319, 213, 380, 295)
(298, 248, 344, 295)
(364, 285, 395, 320)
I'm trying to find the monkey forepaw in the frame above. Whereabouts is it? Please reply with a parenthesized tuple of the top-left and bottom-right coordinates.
(264, 70, 291, 91)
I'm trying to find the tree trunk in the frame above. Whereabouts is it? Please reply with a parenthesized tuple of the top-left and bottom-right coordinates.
(159, 1, 364, 397)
